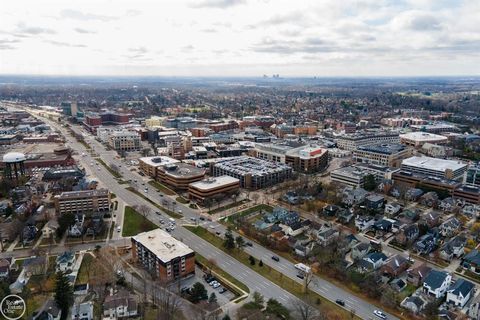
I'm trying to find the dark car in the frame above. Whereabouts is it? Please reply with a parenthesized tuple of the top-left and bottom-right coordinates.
(271, 256, 280, 262)
(199, 217, 205, 221)
(246, 242, 253, 247)
(219, 288, 227, 294)
(335, 299, 345, 306)
(216, 231, 221, 236)
(296, 273, 305, 279)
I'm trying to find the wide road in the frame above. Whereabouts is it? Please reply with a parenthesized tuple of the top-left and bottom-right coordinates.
(26, 110, 399, 320)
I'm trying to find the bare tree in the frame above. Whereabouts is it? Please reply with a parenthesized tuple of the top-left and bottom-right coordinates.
(303, 271, 315, 293)
(137, 204, 151, 217)
(110, 163, 120, 174)
(251, 193, 260, 204)
(291, 298, 317, 320)
(155, 282, 182, 320)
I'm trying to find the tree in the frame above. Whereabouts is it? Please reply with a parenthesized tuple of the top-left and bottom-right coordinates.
(266, 298, 290, 319)
(155, 282, 182, 320)
(251, 193, 260, 204)
(57, 212, 76, 237)
(235, 235, 245, 248)
(291, 299, 316, 320)
(259, 260, 263, 267)
(249, 255, 256, 265)
(54, 271, 74, 320)
(380, 287, 398, 309)
(190, 282, 208, 303)
(424, 301, 439, 319)
(252, 291, 264, 307)
(364, 174, 376, 191)
(110, 163, 120, 174)
(471, 223, 480, 241)
(222, 315, 231, 320)
(209, 292, 217, 304)
(223, 228, 235, 250)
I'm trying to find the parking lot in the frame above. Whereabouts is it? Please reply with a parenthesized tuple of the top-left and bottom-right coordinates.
(168, 267, 236, 306)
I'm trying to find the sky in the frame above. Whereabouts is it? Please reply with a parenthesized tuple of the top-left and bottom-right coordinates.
(0, 0, 479, 77)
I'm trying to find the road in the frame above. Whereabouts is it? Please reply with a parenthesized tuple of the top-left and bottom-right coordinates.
(14, 109, 400, 320)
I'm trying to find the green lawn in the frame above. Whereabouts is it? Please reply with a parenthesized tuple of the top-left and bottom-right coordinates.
(176, 196, 189, 204)
(148, 180, 176, 196)
(222, 204, 273, 227)
(184, 226, 357, 319)
(208, 199, 251, 214)
(122, 206, 158, 237)
(76, 253, 94, 284)
(126, 187, 182, 219)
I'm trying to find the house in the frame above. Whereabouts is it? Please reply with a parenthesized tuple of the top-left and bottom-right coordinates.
(33, 299, 62, 320)
(103, 289, 138, 319)
(22, 225, 38, 245)
(282, 221, 304, 237)
(395, 224, 419, 246)
(24, 256, 47, 276)
(405, 188, 423, 201)
(468, 293, 480, 320)
(407, 263, 432, 286)
(74, 283, 89, 295)
(0, 258, 11, 278)
(68, 214, 85, 237)
(373, 219, 393, 233)
(322, 204, 339, 217)
(345, 234, 360, 251)
(72, 301, 94, 320)
(351, 242, 371, 260)
(253, 220, 270, 231)
(282, 211, 300, 226)
(440, 217, 461, 237)
(381, 254, 409, 277)
(317, 228, 339, 247)
(282, 191, 301, 205)
(355, 215, 375, 231)
(440, 235, 466, 261)
(446, 279, 475, 308)
(42, 220, 59, 239)
(265, 207, 288, 223)
(337, 208, 354, 224)
(463, 249, 480, 273)
(419, 191, 439, 207)
(390, 278, 407, 292)
(401, 295, 427, 314)
(398, 209, 420, 225)
(463, 205, 480, 218)
(422, 270, 452, 298)
(414, 233, 438, 255)
(359, 252, 387, 272)
(365, 194, 384, 210)
(294, 241, 315, 257)
(84, 215, 104, 236)
(422, 211, 441, 228)
(343, 188, 367, 205)
(439, 197, 457, 212)
(384, 202, 402, 216)
(56, 251, 76, 273)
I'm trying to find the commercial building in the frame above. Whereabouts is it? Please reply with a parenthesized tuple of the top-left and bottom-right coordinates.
(331, 164, 400, 188)
(145, 116, 164, 128)
(83, 111, 130, 132)
(108, 130, 141, 151)
(465, 164, 480, 187)
(334, 131, 400, 151)
(401, 156, 467, 181)
(353, 143, 413, 167)
(188, 176, 240, 203)
(131, 229, 195, 283)
(399, 132, 448, 148)
(157, 163, 205, 190)
(1, 145, 75, 170)
(54, 189, 111, 214)
(138, 156, 179, 178)
(252, 142, 328, 173)
(211, 156, 292, 189)
(410, 123, 459, 134)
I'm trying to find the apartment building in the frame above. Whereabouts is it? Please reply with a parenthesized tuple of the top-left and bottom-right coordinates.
(54, 189, 111, 214)
(353, 143, 413, 167)
(399, 132, 448, 148)
(334, 131, 400, 151)
(108, 130, 141, 151)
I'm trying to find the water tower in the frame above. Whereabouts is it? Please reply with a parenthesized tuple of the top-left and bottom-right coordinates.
(3, 152, 26, 181)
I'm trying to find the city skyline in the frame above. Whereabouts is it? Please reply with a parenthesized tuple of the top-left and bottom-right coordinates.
(0, 0, 479, 77)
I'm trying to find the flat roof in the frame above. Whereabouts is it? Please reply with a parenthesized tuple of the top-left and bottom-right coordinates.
(133, 229, 193, 262)
(214, 156, 291, 176)
(357, 143, 406, 155)
(139, 156, 179, 167)
(189, 176, 239, 191)
(401, 156, 467, 172)
(399, 132, 448, 141)
(162, 163, 205, 178)
(57, 188, 109, 199)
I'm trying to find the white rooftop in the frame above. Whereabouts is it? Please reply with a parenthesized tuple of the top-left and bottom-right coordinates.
(401, 156, 467, 172)
(139, 156, 179, 167)
(400, 132, 448, 141)
(3, 152, 26, 163)
(189, 175, 239, 191)
(133, 229, 193, 262)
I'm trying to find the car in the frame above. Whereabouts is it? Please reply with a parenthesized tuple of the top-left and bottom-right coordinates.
(180, 287, 189, 294)
(212, 283, 221, 289)
(117, 226, 121, 232)
(335, 299, 345, 306)
(271, 256, 280, 262)
(373, 310, 387, 319)
(215, 231, 221, 236)
(296, 273, 305, 279)
(209, 225, 216, 229)
(209, 280, 218, 286)
(246, 242, 253, 247)
(199, 217, 205, 221)
(165, 228, 171, 232)
(219, 288, 227, 294)
(144, 189, 148, 193)
(190, 217, 196, 221)
(156, 211, 161, 215)
(159, 219, 165, 224)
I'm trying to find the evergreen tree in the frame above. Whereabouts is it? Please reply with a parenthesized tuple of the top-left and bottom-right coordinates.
(54, 271, 74, 320)
(249, 255, 256, 265)
(223, 228, 235, 250)
(209, 292, 217, 304)
(222, 315, 231, 320)
(364, 174, 377, 191)
(190, 282, 208, 303)
(266, 298, 290, 319)
(259, 260, 263, 267)
(235, 235, 245, 248)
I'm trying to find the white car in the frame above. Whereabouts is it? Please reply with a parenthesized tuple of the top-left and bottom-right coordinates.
(373, 310, 387, 319)
(212, 283, 221, 289)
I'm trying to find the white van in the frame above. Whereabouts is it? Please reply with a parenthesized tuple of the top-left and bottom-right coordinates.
(169, 218, 175, 224)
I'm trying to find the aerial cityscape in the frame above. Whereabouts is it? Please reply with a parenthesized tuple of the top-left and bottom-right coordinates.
(1, 1, 480, 320)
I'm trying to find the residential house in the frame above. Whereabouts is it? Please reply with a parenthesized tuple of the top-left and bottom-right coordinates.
(42, 220, 59, 239)
(423, 270, 452, 298)
(72, 301, 94, 320)
(419, 191, 439, 208)
(359, 252, 387, 272)
(282, 211, 300, 226)
(463, 249, 480, 273)
(351, 242, 371, 260)
(74, 283, 89, 295)
(407, 263, 432, 286)
(294, 241, 315, 257)
(414, 233, 438, 255)
(282, 222, 304, 237)
(390, 278, 407, 292)
(463, 205, 480, 218)
(398, 209, 420, 225)
(422, 211, 441, 228)
(384, 202, 402, 217)
(253, 220, 270, 231)
(440, 217, 461, 237)
(395, 224, 419, 246)
(103, 289, 138, 319)
(373, 219, 393, 233)
(22, 225, 38, 245)
(446, 279, 475, 308)
(381, 254, 409, 277)
(440, 235, 466, 261)
(440, 197, 457, 212)
(468, 293, 480, 320)
(68, 214, 85, 237)
(84, 214, 104, 236)
(265, 207, 288, 223)
(56, 251, 76, 273)
(343, 188, 368, 206)
(345, 234, 360, 251)
(24, 256, 47, 276)
(365, 194, 384, 210)
(405, 188, 423, 201)
(337, 208, 354, 224)
(282, 191, 300, 205)
(0, 258, 10, 278)
(322, 204, 339, 217)
(355, 215, 375, 231)
(317, 228, 339, 247)
(401, 295, 427, 314)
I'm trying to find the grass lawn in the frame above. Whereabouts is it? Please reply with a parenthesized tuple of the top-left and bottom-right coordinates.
(76, 253, 94, 284)
(126, 187, 182, 219)
(185, 226, 356, 319)
(26, 294, 49, 318)
(95, 158, 122, 179)
(222, 204, 273, 227)
(122, 206, 158, 237)
(148, 180, 176, 196)
(175, 196, 189, 204)
(208, 199, 251, 214)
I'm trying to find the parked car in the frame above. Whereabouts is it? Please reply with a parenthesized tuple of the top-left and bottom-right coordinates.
(213, 283, 221, 289)
(199, 217, 205, 221)
(246, 242, 253, 247)
(335, 299, 345, 306)
(216, 231, 221, 236)
(219, 288, 227, 294)
(373, 310, 387, 319)
(156, 211, 161, 215)
(296, 273, 304, 279)
(271, 256, 280, 262)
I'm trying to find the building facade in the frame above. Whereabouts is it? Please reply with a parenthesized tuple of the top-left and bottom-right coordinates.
(54, 189, 111, 214)
(353, 143, 413, 167)
(188, 176, 240, 203)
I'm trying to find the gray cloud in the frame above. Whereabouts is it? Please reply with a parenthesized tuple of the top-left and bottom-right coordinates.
(44, 40, 86, 48)
(74, 28, 96, 34)
(201, 28, 218, 33)
(60, 9, 116, 21)
(253, 38, 337, 54)
(190, 0, 245, 9)
(0, 44, 16, 50)
(408, 14, 442, 31)
(15, 23, 56, 36)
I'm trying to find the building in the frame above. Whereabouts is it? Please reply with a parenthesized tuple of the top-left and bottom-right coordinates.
(138, 156, 179, 178)
(330, 164, 399, 188)
(83, 111, 130, 132)
(108, 130, 140, 151)
(399, 132, 448, 148)
(410, 123, 459, 134)
(211, 156, 293, 189)
(156, 163, 205, 190)
(103, 289, 138, 319)
(145, 116, 164, 128)
(401, 156, 467, 180)
(54, 189, 111, 214)
(131, 229, 195, 282)
(465, 163, 480, 187)
(446, 279, 475, 308)
(422, 270, 452, 298)
(2, 152, 26, 181)
(353, 143, 413, 167)
(333, 131, 400, 151)
(188, 176, 240, 203)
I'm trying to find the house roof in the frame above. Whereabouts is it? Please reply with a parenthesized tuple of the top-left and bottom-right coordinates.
(424, 270, 449, 290)
(384, 255, 407, 270)
(56, 251, 75, 264)
(365, 252, 387, 263)
(464, 249, 480, 265)
(448, 279, 474, 297)
(405, 296, 425, 309)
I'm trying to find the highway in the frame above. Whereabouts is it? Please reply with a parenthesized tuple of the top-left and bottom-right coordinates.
(19, 110, 400, 320)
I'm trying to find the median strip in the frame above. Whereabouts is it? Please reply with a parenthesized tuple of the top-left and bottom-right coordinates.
(126, 186, 182, 219)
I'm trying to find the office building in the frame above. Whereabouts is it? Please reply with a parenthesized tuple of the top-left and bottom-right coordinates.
(465, 164, 480, 187)
(131, 229, 195, 283)
(145, 116, 164, 128)
(212, 156, 292, 189)
(353, 143, 413, 167)
(54, 189, 111, 214)
(108, 130, 141, 151)
(188, 176, 240, 203)
(401, 156, 467, 181)
(334, 131, 400, 151)
(331, 164, 400, 188)
(138, 156, 179, 178)
(399, 132, 448, 148)
(83, 111, 130, 132)
(156, 163, 205, 190)
(410, 123, 459, 134)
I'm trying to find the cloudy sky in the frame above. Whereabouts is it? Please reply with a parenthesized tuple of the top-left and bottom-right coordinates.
(0, 0, 479, 77)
